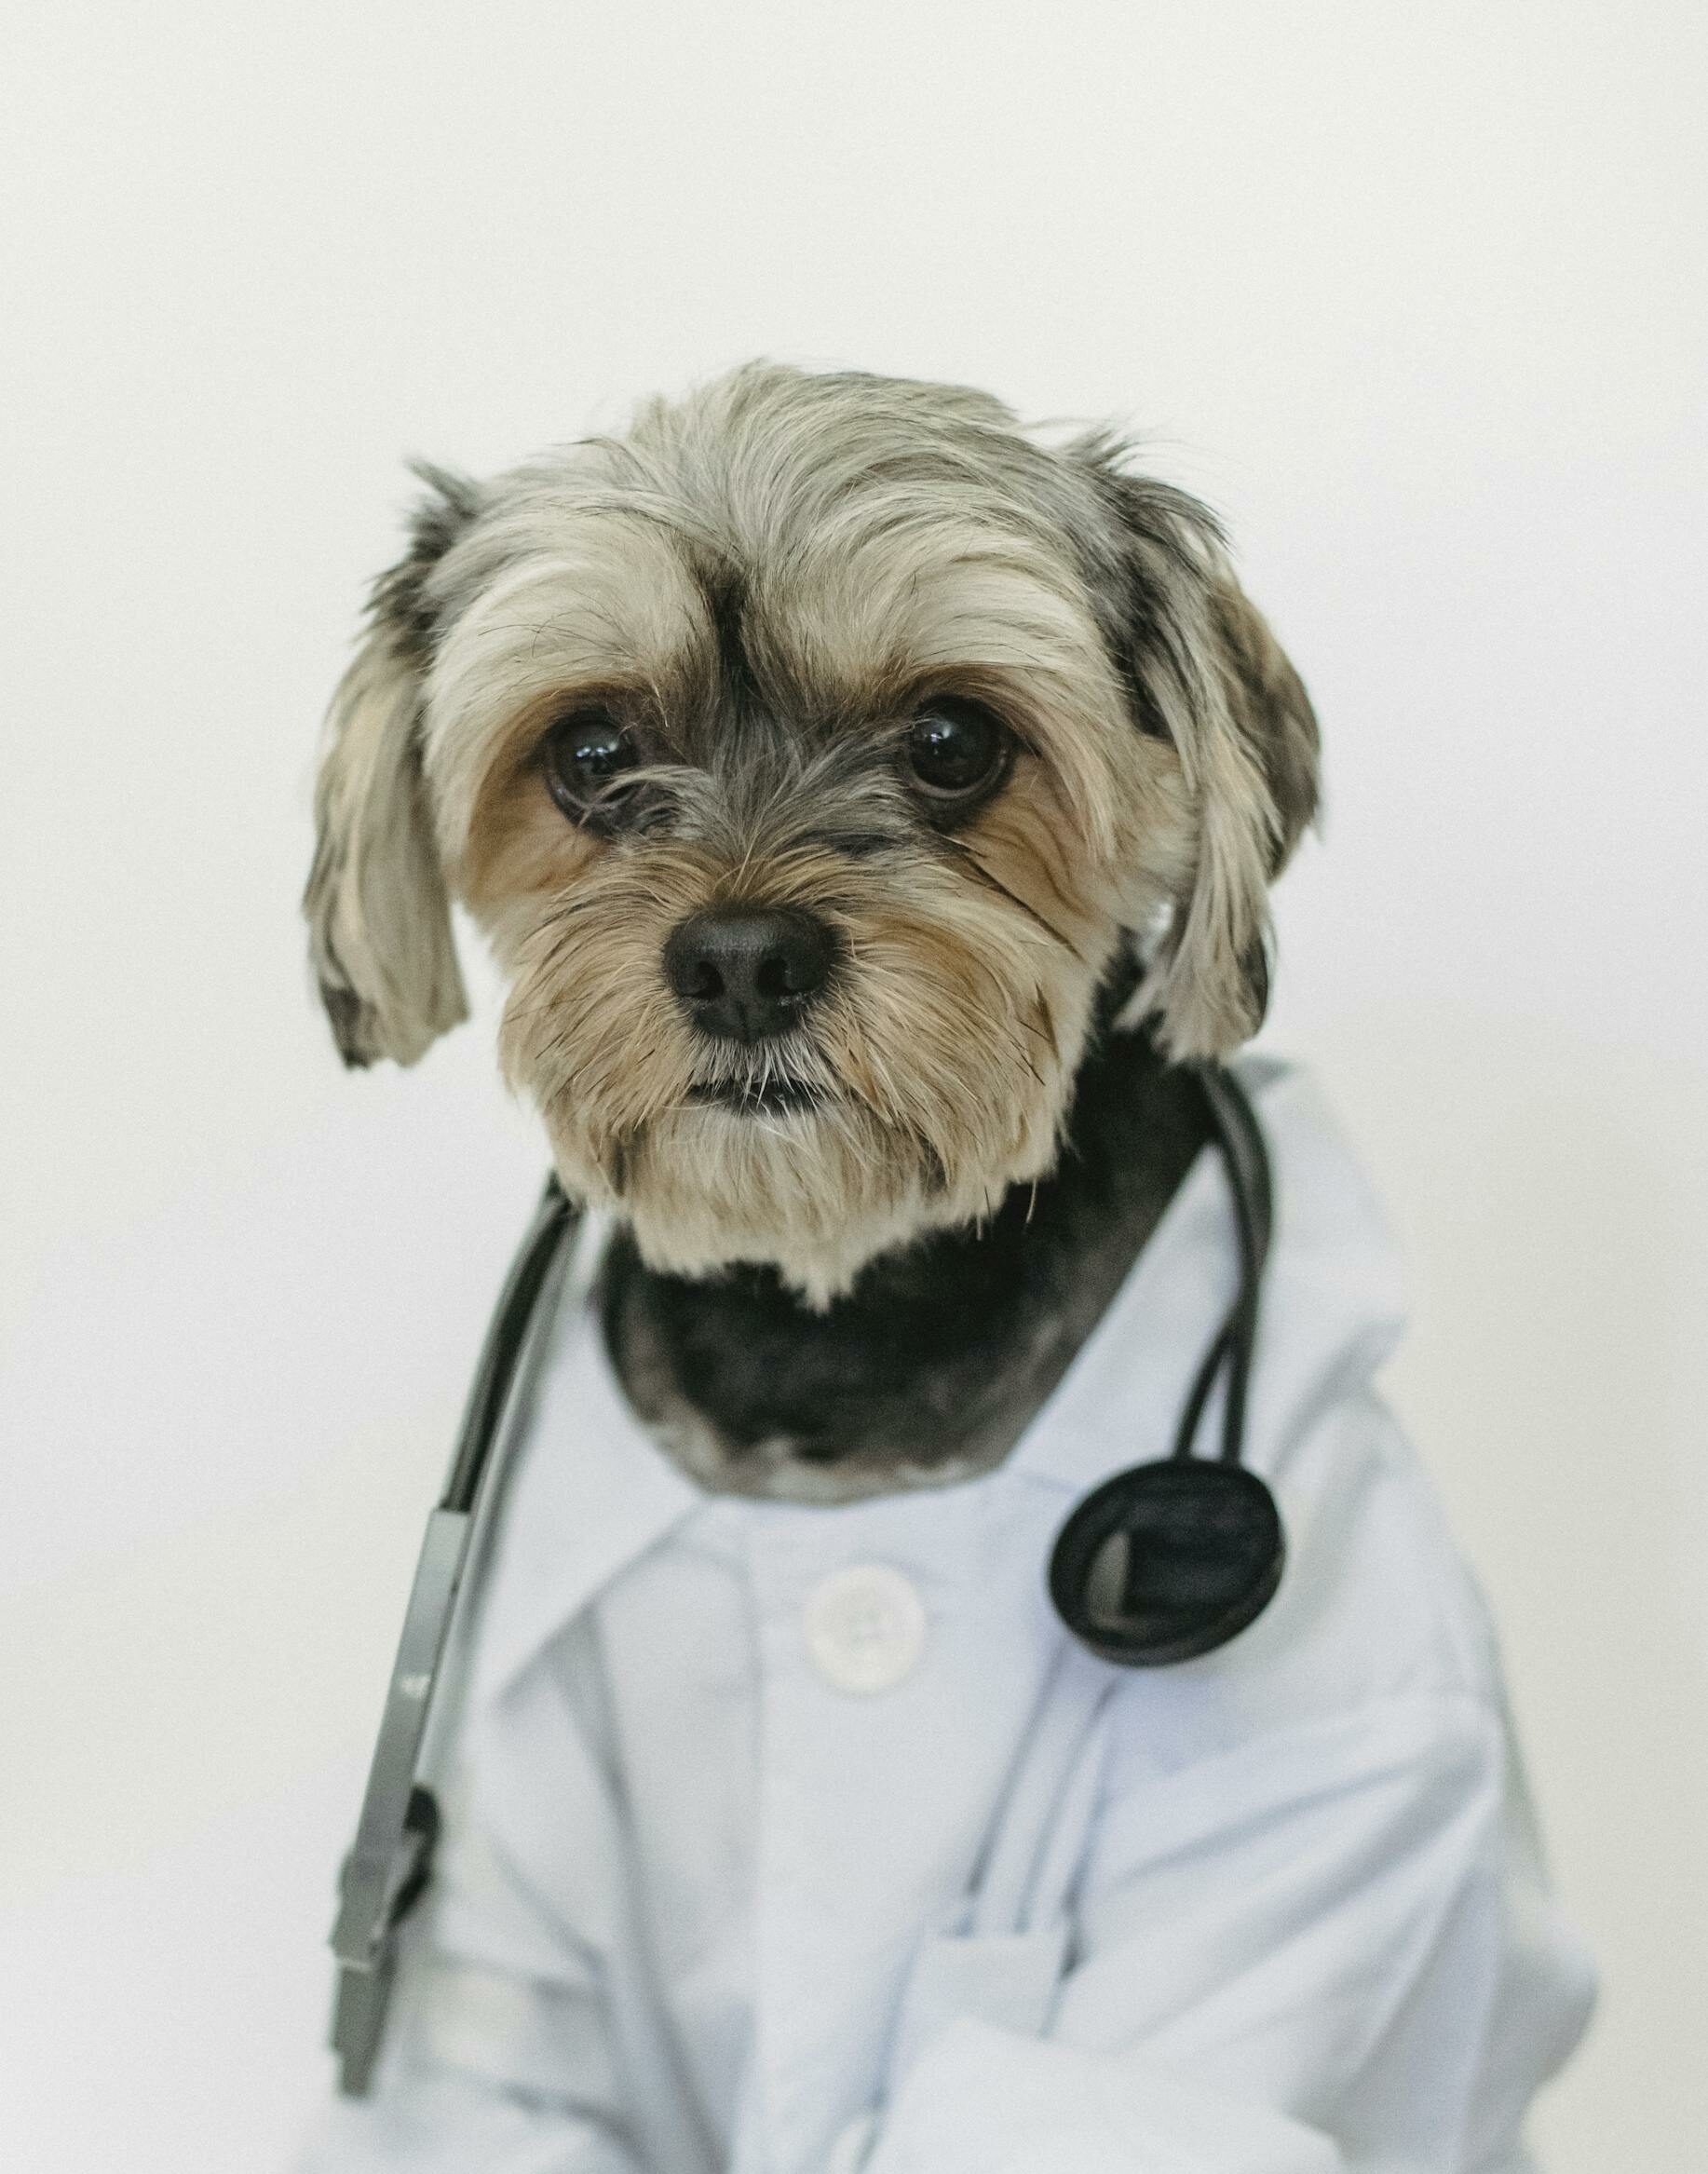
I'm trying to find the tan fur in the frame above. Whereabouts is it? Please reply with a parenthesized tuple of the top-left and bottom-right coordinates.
(305, 626, 467, 1067)
(305, 363, 1319, 1298)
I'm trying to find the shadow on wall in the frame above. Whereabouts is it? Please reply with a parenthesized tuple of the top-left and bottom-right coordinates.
(1300, 998, 1708, 2169)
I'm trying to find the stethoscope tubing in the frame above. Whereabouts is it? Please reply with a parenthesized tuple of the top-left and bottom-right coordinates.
(327, 1060, 1279, 2092)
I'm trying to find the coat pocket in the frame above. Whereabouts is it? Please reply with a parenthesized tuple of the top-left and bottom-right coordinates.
(885, 1921, 1070, 2099)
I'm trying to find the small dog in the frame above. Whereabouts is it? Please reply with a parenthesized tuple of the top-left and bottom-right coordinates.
(306, 361, 1317, 1494)
(301, 370, 1598, 2172)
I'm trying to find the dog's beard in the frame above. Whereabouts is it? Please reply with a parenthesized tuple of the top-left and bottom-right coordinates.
(495, 842, 1107, 1305)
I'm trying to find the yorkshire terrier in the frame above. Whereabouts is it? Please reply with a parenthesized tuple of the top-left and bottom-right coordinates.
(301, 371, 1604, 2172)
(305, 362, 1317, 1501)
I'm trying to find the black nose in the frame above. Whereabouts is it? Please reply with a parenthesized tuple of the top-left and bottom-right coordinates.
(663, 906, 837, 1042)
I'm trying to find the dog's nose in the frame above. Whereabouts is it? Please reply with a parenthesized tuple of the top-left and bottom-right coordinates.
(663, 906, 836, 1042)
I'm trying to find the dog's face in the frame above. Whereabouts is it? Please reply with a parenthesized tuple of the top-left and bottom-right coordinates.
(306, 366, 1317, 1301)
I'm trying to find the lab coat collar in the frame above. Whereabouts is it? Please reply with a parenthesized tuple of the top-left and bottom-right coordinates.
(468, 1267, 702, 1709)
(468, 1058, 1405, 1706)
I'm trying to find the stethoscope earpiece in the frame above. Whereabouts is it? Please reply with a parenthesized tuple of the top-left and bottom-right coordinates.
(1048, 1062, 1285, 1669)
(1049, 1458, 1284, 1667)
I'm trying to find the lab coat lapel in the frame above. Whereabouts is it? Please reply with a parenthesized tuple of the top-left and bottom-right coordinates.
(468, 1284, 701, 1709)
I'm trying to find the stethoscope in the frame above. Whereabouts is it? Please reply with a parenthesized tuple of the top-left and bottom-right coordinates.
(327, 1060, 1282, 2094)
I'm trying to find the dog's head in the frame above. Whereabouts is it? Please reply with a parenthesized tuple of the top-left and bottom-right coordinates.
(306, 364, 1317, 1300)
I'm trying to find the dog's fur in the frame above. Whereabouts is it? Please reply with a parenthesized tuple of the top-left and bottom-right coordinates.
(306, 363, 1317, 1486)
(599, 973, 1215, 1499)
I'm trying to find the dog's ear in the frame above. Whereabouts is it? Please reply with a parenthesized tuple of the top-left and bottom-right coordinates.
(305, 465, 481, 1067)
(1090, 464, 1321, 1059)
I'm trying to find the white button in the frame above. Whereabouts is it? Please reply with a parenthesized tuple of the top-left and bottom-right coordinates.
(803, 1564, 928, 1694)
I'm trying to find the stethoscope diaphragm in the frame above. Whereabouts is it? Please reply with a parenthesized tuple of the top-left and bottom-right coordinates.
(1049, 1456, 1284, 1667)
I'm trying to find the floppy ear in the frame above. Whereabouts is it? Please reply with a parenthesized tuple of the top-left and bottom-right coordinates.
(305, 466, 481, 1067)
(1094, 469, 1321, 1059)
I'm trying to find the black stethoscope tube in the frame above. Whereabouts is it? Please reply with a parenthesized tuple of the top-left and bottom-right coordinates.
(440, 1178, 578, 1515)
(1047, 1063, 1284, 1666)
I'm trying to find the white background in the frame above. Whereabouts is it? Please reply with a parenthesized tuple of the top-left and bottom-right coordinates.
(3, 4, 1703, 2167)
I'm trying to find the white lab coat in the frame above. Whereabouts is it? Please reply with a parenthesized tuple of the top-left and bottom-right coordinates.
(299, 1062, 1593, 2174)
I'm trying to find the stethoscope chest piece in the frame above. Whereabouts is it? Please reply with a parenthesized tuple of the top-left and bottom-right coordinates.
(1048, 1062, 1285, 1670)
(1049, 1456, 1284, 1668)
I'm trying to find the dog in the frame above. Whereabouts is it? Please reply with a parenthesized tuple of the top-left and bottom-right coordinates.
(299, 366, 1596, 2174)
(305, 360, 1317, 1494)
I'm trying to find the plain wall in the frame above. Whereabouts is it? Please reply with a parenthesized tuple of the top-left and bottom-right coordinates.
(2, 4, 1702, 2167)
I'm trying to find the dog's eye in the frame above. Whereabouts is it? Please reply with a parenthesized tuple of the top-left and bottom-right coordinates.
(904, 699, 1010, 806)
(542, 708, 640, 822)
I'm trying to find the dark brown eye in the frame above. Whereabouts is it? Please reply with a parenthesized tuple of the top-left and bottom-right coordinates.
(542, 708, 639, 823)
(903, 698, 1010, 807)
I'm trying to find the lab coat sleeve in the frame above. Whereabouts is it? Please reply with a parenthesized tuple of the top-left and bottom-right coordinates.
(295, 1721, 643, 2174)
(861, 1690, 1591, 2174)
